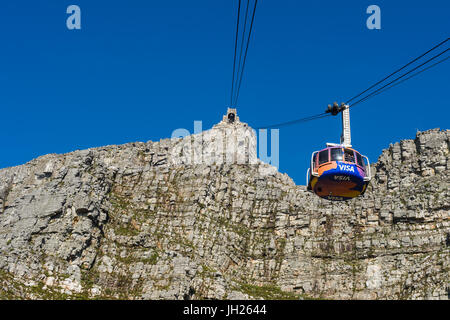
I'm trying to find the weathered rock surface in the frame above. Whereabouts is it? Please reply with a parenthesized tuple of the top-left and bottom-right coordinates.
(0, 118, 448, 299)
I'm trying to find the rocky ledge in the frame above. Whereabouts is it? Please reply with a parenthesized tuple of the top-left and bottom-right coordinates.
(0, 118, 448, 299)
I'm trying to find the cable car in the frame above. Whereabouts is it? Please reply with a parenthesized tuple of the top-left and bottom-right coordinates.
(306, 103, 371, 201)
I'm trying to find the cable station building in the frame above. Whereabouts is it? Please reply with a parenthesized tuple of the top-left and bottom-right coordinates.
(169, 108, 258, 167)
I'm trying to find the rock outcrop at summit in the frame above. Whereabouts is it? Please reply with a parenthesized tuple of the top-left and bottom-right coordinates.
(0, 116, 448, 299)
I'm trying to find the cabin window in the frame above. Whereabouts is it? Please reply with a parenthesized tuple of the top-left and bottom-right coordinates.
(318, 150, 329, 165)
(330, 148, 343, 161)
(344, 149, 355, 163)
(312, 152, 318, 168)
(356, 152, 365, 167)
(363, 156, 369, 167)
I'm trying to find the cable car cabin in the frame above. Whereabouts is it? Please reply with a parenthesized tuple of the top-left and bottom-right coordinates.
(307, 145, 371, 201)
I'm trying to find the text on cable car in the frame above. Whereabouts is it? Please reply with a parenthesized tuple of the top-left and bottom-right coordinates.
(338, 164, 355, 172)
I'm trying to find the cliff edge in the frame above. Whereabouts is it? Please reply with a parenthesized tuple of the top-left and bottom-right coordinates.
(0, 116, 448, 299)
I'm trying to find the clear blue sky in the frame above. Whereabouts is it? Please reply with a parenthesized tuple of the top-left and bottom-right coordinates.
(0, 0, 449, 184)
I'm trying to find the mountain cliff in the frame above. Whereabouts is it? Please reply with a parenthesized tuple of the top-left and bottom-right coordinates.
(0, 114, 448, 300)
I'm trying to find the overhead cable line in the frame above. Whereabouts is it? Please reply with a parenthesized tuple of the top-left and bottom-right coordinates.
(345, 38, 449, 105)
(349, 48, 449, 108)
(233, 0, 258, 107)
(257, 113, 330, 129)
(257, 43, 449, 130)
(230, 0, 242, 107)
(362, 55, 450, 101)
(234, 0, 251, 104)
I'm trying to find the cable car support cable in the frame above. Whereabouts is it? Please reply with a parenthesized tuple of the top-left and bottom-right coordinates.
(230, 0, 242, 107)
(257, 39, 449, 129)
(234, 0, 251, 105)
(357, 55, 450, 104)
(349, 47, 449, 108)
(257, 113, 331, 130)
(233, 0, 258, 107)
(345, 37, 449, 105)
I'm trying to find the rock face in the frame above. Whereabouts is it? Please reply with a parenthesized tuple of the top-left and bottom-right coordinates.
(0, 114, 448, 299)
